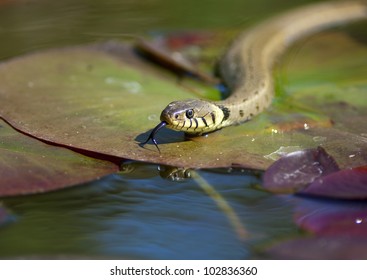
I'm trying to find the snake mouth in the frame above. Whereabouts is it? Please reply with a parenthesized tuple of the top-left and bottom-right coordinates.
(159, 109, 173, 125)
(141, 121, 167, 152)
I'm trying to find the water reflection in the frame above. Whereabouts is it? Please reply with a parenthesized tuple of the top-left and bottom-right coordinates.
(157, 165, 192, 181)
(0, 163, 298, 259)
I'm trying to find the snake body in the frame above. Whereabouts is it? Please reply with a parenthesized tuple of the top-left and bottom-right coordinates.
(143, 1, 367, 150)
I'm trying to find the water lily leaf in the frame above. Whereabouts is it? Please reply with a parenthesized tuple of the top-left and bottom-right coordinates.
(294, 197, 367, 236)
(262, 147, 339, 193)
(299, 166, 367, 200)
(0, 119, 118, 197)
(136, 31, 219, 84)
(0, 31, 366, 169)
(266, 194, 367, 259)
(265, 236, 367, 260)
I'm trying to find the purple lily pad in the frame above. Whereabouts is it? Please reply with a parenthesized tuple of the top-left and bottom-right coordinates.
(262, 146, 339, 193)
(298, 209, 367, 236)
(294, 197, 367, 236)
(267, 196, 367, 259)
(266, 236, 367, 259)
(299, 166, 367, 200)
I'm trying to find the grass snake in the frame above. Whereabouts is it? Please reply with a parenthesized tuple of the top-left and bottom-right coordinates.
(143, 1, 367, 151)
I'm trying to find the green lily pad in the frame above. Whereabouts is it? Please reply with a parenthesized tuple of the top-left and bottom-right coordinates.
(0, 119, 118, 197)
(0, 31, 366, 169)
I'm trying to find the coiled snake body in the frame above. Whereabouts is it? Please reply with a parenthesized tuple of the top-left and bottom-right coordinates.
(143, 1, 367, 150)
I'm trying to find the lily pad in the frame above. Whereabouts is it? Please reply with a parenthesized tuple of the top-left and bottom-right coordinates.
(299, 166, 367, 200)
(135, 32, 219, 84)
(0, 31, 366, 169)
(294, 197, 367, 236)
(0, 119, 118, 197)
(266, 193, 367, 259)
(265, 236, 367, 260)
(262, 147, 339, 193)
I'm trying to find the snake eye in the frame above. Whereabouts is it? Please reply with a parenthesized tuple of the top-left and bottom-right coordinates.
(185, 109, 194, 119)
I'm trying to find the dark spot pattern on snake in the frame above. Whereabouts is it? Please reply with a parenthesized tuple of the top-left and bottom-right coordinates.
(218, 105, 231, 121)
(193, 118, 199, 130)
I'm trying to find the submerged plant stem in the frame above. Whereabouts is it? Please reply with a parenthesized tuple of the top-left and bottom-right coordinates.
(192, 170, 249, 241)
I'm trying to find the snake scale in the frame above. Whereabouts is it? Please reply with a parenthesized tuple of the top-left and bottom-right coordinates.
(143, 1, 367, 151)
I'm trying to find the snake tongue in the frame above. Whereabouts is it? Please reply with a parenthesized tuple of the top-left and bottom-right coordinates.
(141, 121, 167, 152)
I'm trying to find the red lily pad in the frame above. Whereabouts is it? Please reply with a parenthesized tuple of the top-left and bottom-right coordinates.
(294, 197, 367, 236)
(0, 119, 118, 197)
(299, 166, 367, 200)
(262, 147, 339, 193)
(298, 209, 367, 236)
(267, 195, 367, 259)
(266, 236, 367, 260)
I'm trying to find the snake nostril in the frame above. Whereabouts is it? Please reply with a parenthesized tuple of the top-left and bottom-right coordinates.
(174, 114, 179, 119)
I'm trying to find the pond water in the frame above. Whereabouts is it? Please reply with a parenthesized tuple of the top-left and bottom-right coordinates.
(0, 0, 364, 259)
(1, 163, 299, 259)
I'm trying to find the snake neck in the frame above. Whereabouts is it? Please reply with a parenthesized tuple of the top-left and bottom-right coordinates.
(216, 0, 367, 129)
(213, 77, 273, 129)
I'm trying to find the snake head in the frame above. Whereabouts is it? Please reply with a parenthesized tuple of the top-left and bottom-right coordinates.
(141, 99, 226, 152)
(160, 99, 225, 134)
